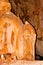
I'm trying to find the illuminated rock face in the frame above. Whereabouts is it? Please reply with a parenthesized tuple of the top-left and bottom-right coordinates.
(16, 22, 36, 60)
(0, 0, 36, 61)
(0, 12, 23, 54)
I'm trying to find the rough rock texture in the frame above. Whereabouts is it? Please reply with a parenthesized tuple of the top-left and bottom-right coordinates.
(0, 0, 36, 61)
(8, 0, 43, 59)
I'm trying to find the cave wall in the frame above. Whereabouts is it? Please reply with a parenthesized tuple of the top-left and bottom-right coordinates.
(8, 0, 43, 60)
